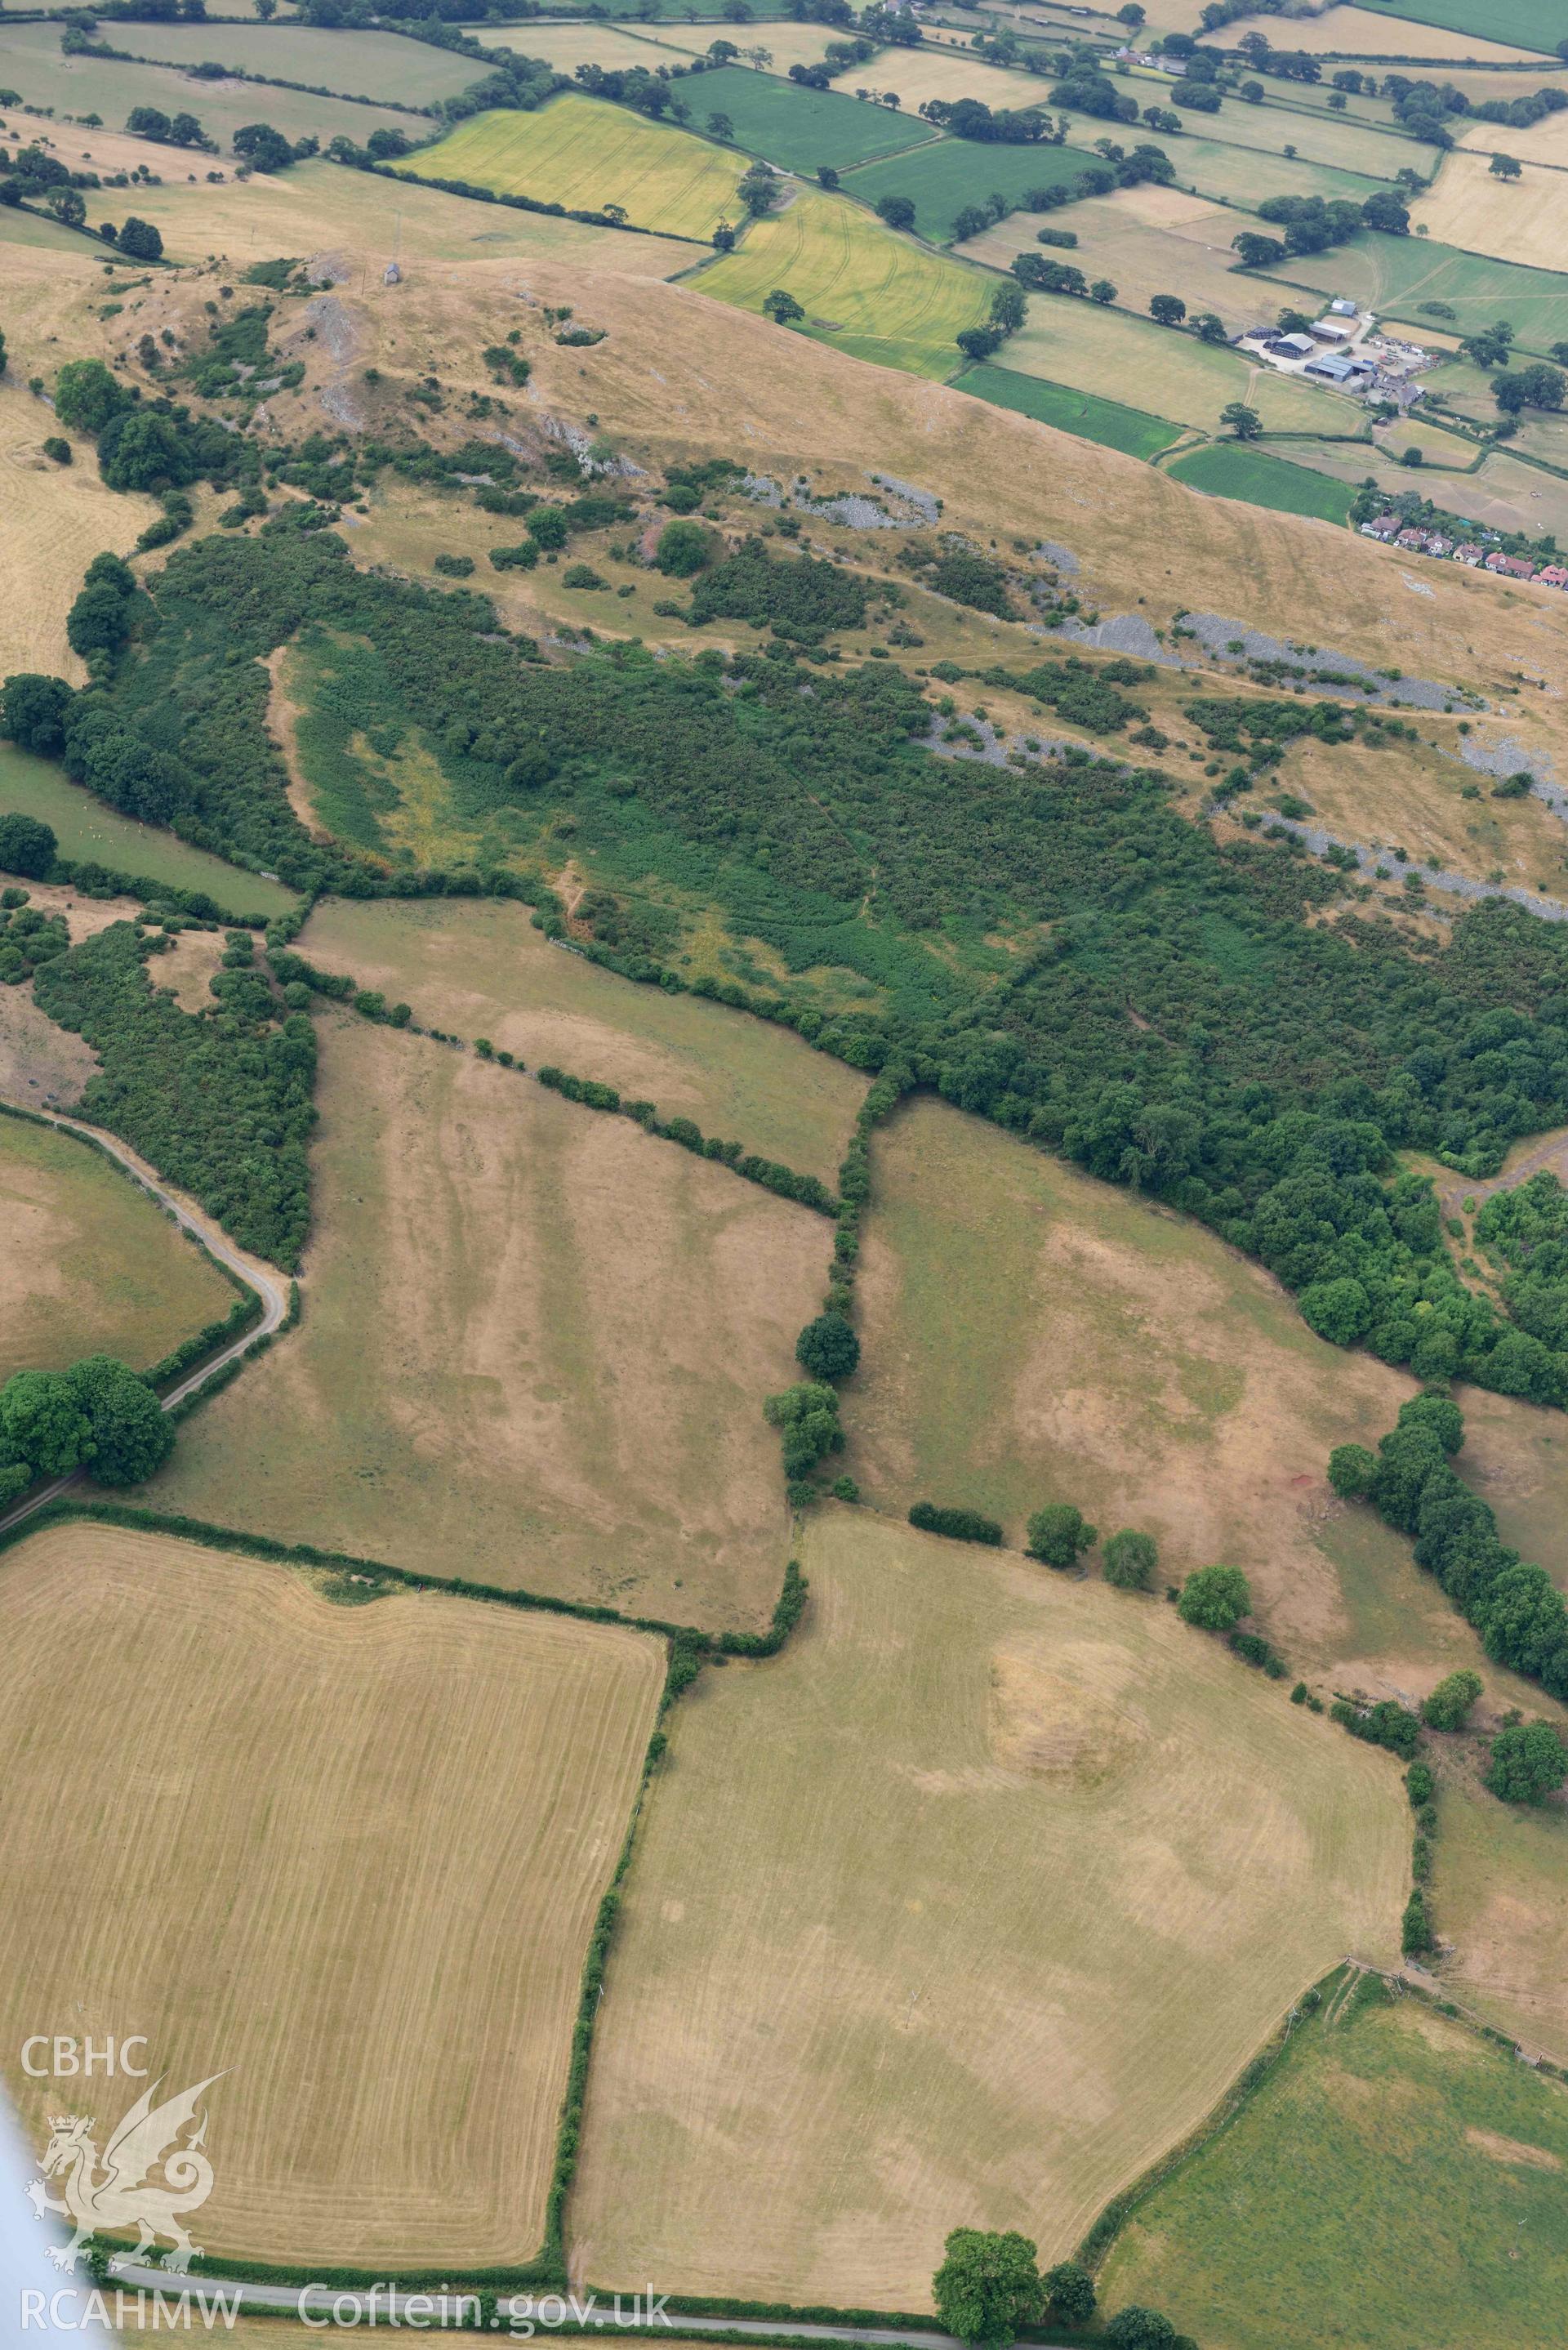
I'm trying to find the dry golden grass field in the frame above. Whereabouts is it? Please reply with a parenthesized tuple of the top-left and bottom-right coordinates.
(569, 1506, 1406, 2303)
(0, 1521, 663, 2265)
(403, 97, 746, 243)
(847, 42, 1059, 114)
(1217, 4, 1546, 61)
(297, 899, 866, 1187)
(1457, 110, 1568, 169)
(151, 1018, 823, 1629)
(0, 1113, 233, 1381)
(959, 185, 1268, 340)
(1414, 147, 1568, 269)
(0, 228, 160, 678)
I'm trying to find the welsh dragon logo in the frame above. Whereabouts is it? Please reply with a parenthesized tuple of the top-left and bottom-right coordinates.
(26, 2072, 225, 2272)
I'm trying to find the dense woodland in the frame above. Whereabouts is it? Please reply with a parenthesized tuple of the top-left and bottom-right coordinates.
(14, 526, 1568, 1404)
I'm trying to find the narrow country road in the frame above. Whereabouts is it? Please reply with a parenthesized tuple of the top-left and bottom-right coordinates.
(0, 1104, 292, 1541)
(105, 2265, 1063, 2348)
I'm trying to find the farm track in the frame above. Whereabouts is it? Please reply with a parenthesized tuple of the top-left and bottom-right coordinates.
(0, 1104, 291, 1539)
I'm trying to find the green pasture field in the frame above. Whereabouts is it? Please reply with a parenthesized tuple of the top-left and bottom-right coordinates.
(0, 21, 420, 149)
(957, 361, 1182, 459)
(1120, 127, 1388, 210)
(1002, 293, 1360, 436)
(1356, 0, 1566, 51)
(1165, 441, 1356, 525)
(695, 185, 990, 377)
(679, 64, 937, 173)
(0, 1114, 235, 1385)
(1280, 230, 1568, 353)
(840, 136, 1090, 244)
(1099, 1974, 1568, 2350)
(87, 19, 479, 104)
(0, 747, 299, 919)
(400, 93, 746, 239)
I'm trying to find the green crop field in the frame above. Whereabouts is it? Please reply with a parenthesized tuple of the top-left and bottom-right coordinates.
(1165, 442, 1356, 526)
(1125, 91, 1420, 183)
(1280, 230, 1568, 353)
(1099, 1974, 1568, 2350)
(88, 20, 479, 104)
(1002, 294, 1360, 436)
(958, 362, 1181, 459)
(1357, 0, 1566, 51)
(0, 21, 422, 152)
(695, 186, 989, 377)
(0, 747, 299, 921)
(679, 64, 936, 173)
(0, 1113, 234, 1385)
(401, 94, 746, 239)
(841, 136, 1089, 245)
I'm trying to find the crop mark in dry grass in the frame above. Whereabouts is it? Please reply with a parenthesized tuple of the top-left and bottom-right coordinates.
(149, 1019, 823, 1630)
(0, 1523, 662, 2267)
(570, 1508, 1406, 2304)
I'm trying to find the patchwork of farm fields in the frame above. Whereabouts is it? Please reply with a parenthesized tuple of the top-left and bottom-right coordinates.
(569, 1506, 1406, 2303)
(695, 187, 989, 377)
(679, 64, 936, 172)
(296, 899, 867, 1188)
(958, 185, 1266, 336)
(1099, 1977, 1568, 2350)
(1280, 229, 1568, 351)
(402, 96, 746, 240)
(149, 1019, 823, 1630)
(0, 23, 422, 152)
(0, 1523, 663, 2266)
(1001, 296, 1359, 437)
(0, 1113, 234, 1384)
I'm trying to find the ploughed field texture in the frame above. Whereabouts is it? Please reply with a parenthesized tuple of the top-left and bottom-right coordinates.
(0, 1523, 663, 2266)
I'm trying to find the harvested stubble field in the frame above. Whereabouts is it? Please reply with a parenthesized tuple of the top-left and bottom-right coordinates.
(1000, 297, 1358, 437)
(1280, 230, 1568, 352)
(1428, 1740, 1568, 2057)
(569, 1506, 1406, 2303)
(151, 1019, 823, 1630)
(0, 745, 298, 918)
(402, 96, 746, 241)
(1414, 147, 1568, 272)
(654, 23, 848, 69)
(1458, 111, 1568, 169)
(0, 1113, 233, 1382)
(1099, 1978, 1568, 2350)
(296, 899, 867, 1188)
(846, 42, 1048, 114)
(479, 20, 701, 74)
(0, 25, 420, 154)
(695, 187, 989, 377)
(0, 1521, 663, 2265)
(1222, 2, 1549, 60)
(959, 185, 1269, 338)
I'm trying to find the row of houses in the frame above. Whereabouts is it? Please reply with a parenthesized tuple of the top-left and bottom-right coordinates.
(1361, 513, 1566, 586)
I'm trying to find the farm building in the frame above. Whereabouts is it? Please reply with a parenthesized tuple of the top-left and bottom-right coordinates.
(1309, 319, 1352, 344)
(1305, 351, 1374, 384)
